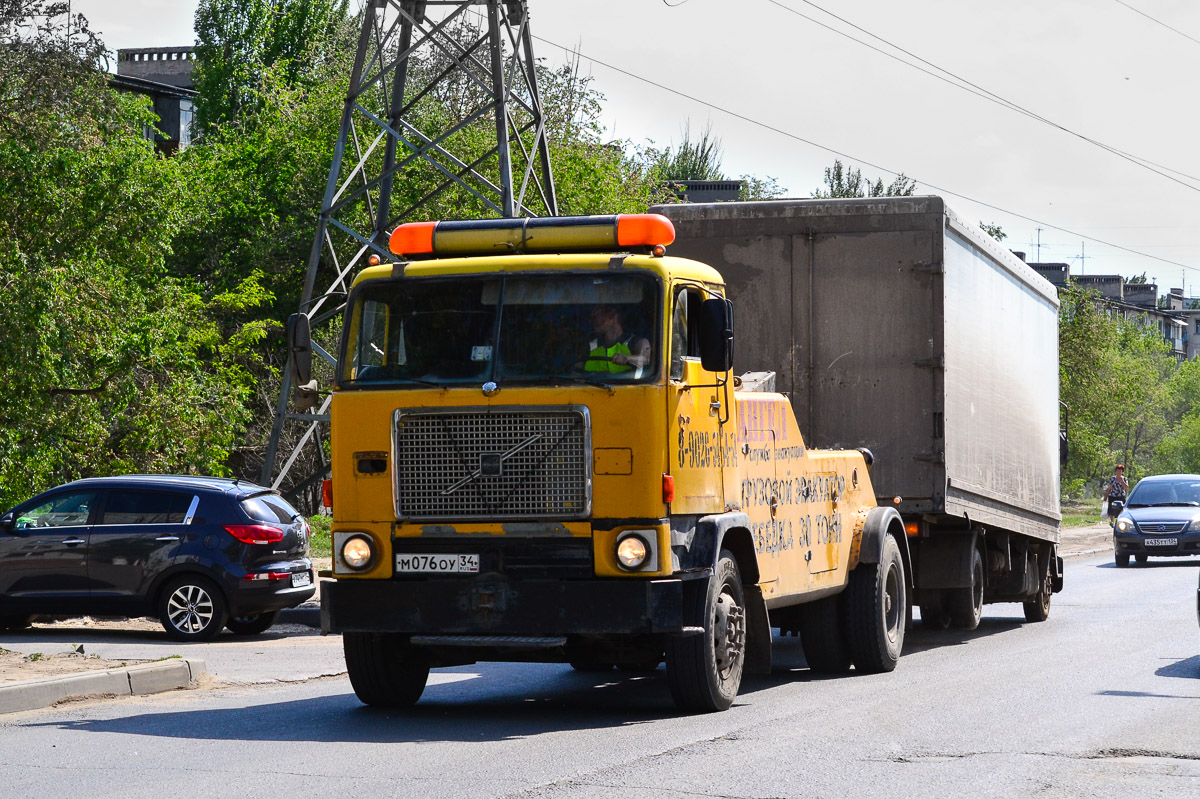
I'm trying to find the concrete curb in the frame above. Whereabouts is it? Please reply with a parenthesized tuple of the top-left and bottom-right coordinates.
(0, 658, 206, 715)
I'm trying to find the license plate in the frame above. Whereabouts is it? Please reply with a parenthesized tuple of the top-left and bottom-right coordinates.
(1144, 537, 1177, 547)
(291, 571, 312, 587)
(396, 553, 480, 573)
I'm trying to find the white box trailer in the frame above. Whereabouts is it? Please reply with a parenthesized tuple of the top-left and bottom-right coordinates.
(654, 196, 1063, 627)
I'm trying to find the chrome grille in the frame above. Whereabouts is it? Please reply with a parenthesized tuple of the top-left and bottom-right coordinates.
(394, 407, 590, 519)
(1138, 521, 1187, 534)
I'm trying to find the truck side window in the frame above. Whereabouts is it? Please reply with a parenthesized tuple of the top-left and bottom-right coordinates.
(670, 288, 704, 380)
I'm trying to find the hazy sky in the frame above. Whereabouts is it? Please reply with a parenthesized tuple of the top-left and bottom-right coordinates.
(73, 0, 1200, 289)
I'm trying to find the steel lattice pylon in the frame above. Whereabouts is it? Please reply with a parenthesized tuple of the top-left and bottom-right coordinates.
(261, 0, 558, 502)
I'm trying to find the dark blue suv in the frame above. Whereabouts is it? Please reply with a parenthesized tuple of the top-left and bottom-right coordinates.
(0, 476, 315, 640)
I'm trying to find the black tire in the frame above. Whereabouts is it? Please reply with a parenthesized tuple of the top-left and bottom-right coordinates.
(665, 549, 746, 712)
(158, 575, 228, 642)
(1135, 554, 1148, 565)
(948, 546, 984, 630)
(0, 614, 33, 631)
(343, 632, 430, 707)
(1023, 561, 1052, 623)
(225, 610, 280, 636)
(845, 535, 906, 673)
(798, 596, 852, 673)
(1115, 552, 1130, 568)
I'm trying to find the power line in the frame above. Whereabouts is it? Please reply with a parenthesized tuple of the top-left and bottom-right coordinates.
(526, 32, 1200, 274)
(765, 0, 1200, 192)
(1114, 0, 1200, 48)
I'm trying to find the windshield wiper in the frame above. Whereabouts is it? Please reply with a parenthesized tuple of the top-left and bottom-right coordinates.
(1157, 502, 1199, 507)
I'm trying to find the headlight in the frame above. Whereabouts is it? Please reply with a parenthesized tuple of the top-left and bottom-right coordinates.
(1115, 517, 1132, 532)
(341, 535, 374, 571)
(1188, 517, 1200, 532)
(615, 533, 650, 570)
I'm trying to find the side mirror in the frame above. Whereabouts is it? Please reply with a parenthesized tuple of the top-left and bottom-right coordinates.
(1109, 499, 1125, 515)
(0, 512, 13, 534)
(1059, 429, 1068, 467)
(287, 313, 319, 411)
(699, 298, 734, 373)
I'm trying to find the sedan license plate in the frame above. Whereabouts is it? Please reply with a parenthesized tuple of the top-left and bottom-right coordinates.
(1144, 537, 1177, 547)
(291, 570, 312, 587)
(396, 553, 480, 574)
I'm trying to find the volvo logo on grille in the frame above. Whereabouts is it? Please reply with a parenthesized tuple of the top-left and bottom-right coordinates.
(480, 452, 503, 477)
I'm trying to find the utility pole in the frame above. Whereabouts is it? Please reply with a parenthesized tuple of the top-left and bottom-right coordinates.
(260, 0, 559, 507)
(1035, 227, 1042, 262)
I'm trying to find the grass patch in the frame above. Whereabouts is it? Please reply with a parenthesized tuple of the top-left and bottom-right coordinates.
(1062, 499, 1104, 528)
(307, 514, 331, 558)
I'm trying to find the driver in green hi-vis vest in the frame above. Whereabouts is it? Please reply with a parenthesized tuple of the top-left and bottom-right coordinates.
(585, 305, 652, 378)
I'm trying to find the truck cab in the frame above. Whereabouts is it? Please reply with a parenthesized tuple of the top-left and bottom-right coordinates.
(313, 214, 910, 711)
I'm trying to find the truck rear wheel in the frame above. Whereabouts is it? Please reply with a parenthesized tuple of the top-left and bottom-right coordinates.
(948, 546, 984, 630)
(845, 535, 905, 673)
(343, 632, 430, 707)
(1022, 563, 1052, 623)
(918, 593, 951, 629)
(798, 596, 851, 673)
(665, 549, 746, 712)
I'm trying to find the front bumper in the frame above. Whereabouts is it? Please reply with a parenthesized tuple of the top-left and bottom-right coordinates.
(1113, 530, 1200, 557)
(321, 575, 684, 636)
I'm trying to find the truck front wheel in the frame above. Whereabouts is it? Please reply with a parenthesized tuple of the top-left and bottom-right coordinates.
(343, 632, 430, 707)
(845, 534, 906, 672)
(665, 549, 746, 712)
(948, 546, 984, 630)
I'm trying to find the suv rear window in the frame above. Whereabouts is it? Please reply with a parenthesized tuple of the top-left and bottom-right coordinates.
(241, 494, 299, 524)
(100, 490, 194, 525)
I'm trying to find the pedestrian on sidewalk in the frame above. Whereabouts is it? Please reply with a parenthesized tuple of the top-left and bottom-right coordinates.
(1103, 464, 1129, 527)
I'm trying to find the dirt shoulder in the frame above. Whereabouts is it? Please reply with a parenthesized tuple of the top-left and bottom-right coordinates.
(1060, 521, 1113, 557)
(0, 647, 146, 684)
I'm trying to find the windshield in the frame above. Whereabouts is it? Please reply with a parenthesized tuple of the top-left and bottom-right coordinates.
(1126, 478, 1200, 507)
(341, 273, 660, 386)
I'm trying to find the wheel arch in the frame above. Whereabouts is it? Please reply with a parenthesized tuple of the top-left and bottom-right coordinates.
(147, 564, 231, 610)
(858, 506, 913, 588)
(694, 512, 771, 675)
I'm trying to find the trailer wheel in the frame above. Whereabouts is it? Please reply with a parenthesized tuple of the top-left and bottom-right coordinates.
(343, 632, 429, 707)
(845, 535, 905, 672)
(1022, 563, 1052, 623)
(665, 549, 746, 712)
(798, 596, 851, 673)
(948, 546, 984, 630)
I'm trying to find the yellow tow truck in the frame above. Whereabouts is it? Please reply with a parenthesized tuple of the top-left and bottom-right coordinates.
(307, 214, 910, 711)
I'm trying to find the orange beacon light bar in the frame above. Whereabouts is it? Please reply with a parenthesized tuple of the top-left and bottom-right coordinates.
(388, 214, 675, 258)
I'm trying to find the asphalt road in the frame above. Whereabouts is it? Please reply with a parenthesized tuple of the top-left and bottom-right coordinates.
(1, 552, 1197, 799)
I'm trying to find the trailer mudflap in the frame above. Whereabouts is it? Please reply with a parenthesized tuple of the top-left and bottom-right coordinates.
(322, 576, 684, 636)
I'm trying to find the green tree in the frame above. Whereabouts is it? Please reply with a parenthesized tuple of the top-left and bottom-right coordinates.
(812, 159, 916, 198)
(979, 222, 1007, 241)
(193, 0, 352, 132)
(0, 1, 268, 507)
(1127, 272, 1149, 284)
(1058, 283, 1184, 493)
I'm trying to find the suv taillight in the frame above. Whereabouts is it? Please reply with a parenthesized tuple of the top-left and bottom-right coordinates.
(224, 524, 285, 545)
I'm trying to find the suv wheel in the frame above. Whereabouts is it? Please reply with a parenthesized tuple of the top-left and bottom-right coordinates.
(226, 611, 280, 636)
(158, 576, 228, 642)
